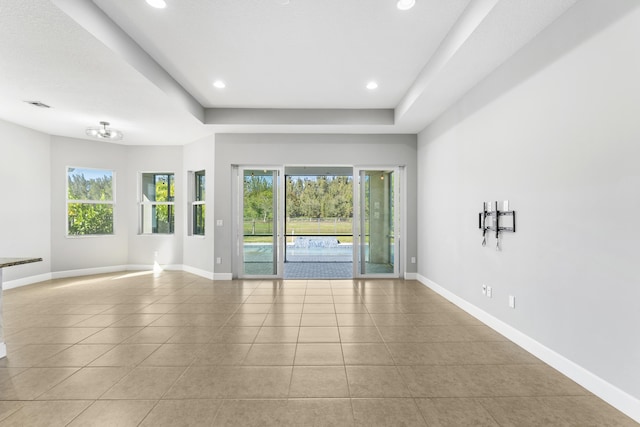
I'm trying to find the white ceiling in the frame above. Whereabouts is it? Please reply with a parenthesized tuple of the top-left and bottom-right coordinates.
(0, 0, 577, 145)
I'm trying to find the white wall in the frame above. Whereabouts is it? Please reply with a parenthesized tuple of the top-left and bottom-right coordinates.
(50, 136, 128, 273)
(0, 120, 51, 284)
(417, 0, 640, 417)
(214, 134, 418, 278)
(183, 135, 215, 276)
(126, 145, 184, 267)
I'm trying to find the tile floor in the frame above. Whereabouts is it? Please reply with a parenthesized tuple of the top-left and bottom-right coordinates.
(0, 271, 636, 426)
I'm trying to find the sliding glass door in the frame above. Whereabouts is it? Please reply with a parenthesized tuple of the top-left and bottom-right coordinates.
(354, 167, 400, 277)
(238, 167, 284, 278)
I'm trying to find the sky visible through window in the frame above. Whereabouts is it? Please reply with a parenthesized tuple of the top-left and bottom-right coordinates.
(68, 167, 112, 181)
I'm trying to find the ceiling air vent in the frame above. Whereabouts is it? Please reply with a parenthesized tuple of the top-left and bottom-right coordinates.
(24, 100, 51, 108)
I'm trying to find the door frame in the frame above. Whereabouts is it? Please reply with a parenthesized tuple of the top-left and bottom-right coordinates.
(235, 165, 285, 279)
(353, 166, 401, 278)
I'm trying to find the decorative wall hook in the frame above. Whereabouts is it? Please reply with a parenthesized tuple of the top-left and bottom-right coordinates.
(479, 201, 515, 250)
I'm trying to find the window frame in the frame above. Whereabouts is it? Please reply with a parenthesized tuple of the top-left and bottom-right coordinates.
(66, 166, 116, 238)
(139, 171, 176, 235)
(189, 170, 206, 236)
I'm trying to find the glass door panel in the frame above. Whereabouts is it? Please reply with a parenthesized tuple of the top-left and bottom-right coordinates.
(241, 169, 281, 277)
(356, 168, 398, 276)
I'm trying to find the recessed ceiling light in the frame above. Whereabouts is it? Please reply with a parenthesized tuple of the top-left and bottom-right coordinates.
(146, 0, 167, 9)
(213, 80, 226, 89)
(366, 81, 378, 90)
(397, 0, 415, 11)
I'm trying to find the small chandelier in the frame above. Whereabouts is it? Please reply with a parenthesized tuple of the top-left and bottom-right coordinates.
(86, 121, 123, 141)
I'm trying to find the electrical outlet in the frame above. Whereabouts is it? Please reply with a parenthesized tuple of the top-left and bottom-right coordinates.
(411, 257, 416, 264)
(482, 284, 487, 295)
(487, 286, 492, 298)
(216, 257, 222, 264)
(216, 220, 223, 227)
(509, 295, 516, 308)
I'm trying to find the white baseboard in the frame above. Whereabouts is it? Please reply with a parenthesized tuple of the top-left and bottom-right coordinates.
(5, 264, 229, 289)
(51, 265, 127, 280)
(3, 272, 53, 290)
(183, 265, 214, 280)
(404, 272, 418, 280)
(416, 274, 640, 424)
(0, 342, 6, 359)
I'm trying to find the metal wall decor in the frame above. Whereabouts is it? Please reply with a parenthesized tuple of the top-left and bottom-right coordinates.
(479, 201, 515, 250)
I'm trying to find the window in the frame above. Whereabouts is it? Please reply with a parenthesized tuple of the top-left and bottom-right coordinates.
(67, 167, 114, 236)
(191, 170, 206, 236)
(140, 172, 175, 234)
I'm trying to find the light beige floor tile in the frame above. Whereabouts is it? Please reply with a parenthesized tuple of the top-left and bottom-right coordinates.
(102, 366, 186, 399)
(0, 400, 92, 427)
(346, 366, 411, 397)
(79, 327, 143, 344)
(0, 367, 78, 400)
(1, 344, 70, 367)
(304, 296, 334, 304)
(334, 304, 368, 313)
(110, 314, 163, 327)
(89, 344, 160, 367)
(226, 313, 268, 326)
(4, 328, 102, 346)
(539, 396, 639, 427)
(339, 327, 383, 343)
(301, 314, 338, 327)
(73, 314, 128, 328)
(352, 398, 427, 426)
(289, 366, 349, 397)
(0, 368, 27, 385)
(245, 296, 276, 304)
(332, 296, 363, 304)
(274, 296, 305, 304)
(213, 399, 289, 427)
(236, 303, 273, 313)
(162, 366, 228, 399)
(364, 304, 406, 314)
(221, 366, 292, 398)
(137, 303, 178, 314)
(140, 344, 205, 366)
(211, 326, 260, 343)
(386, 342, 445, 365)
(336, 314, 375, 327)
(193, 344, 251, 365)
(302, 304, 335, 313)
(255, 326, 300, 343)
(269, 303, 304, 313)
(38, 366, 130, 399)
(166, 366, 292, 399)
(140, 399, 221, 427)
(1, 272, 635, 426)
(295, 343, 343, 365)
(67, 400, 156, 427)
(243, 343, 296, 365)
(166, 326, 219, 343)
(342, 343, 394, 365)
(263, 314, 302, 326)
(369, 313, 412, 326)
(298, 327, 340, 343)
(122, 326, 180, 344)
(286, 398, 355, 426)
(38, 344, 114, 367)
(479, 397, 571, 426)
(0, 401, 23, 423)
(415, 398, 499, 427)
